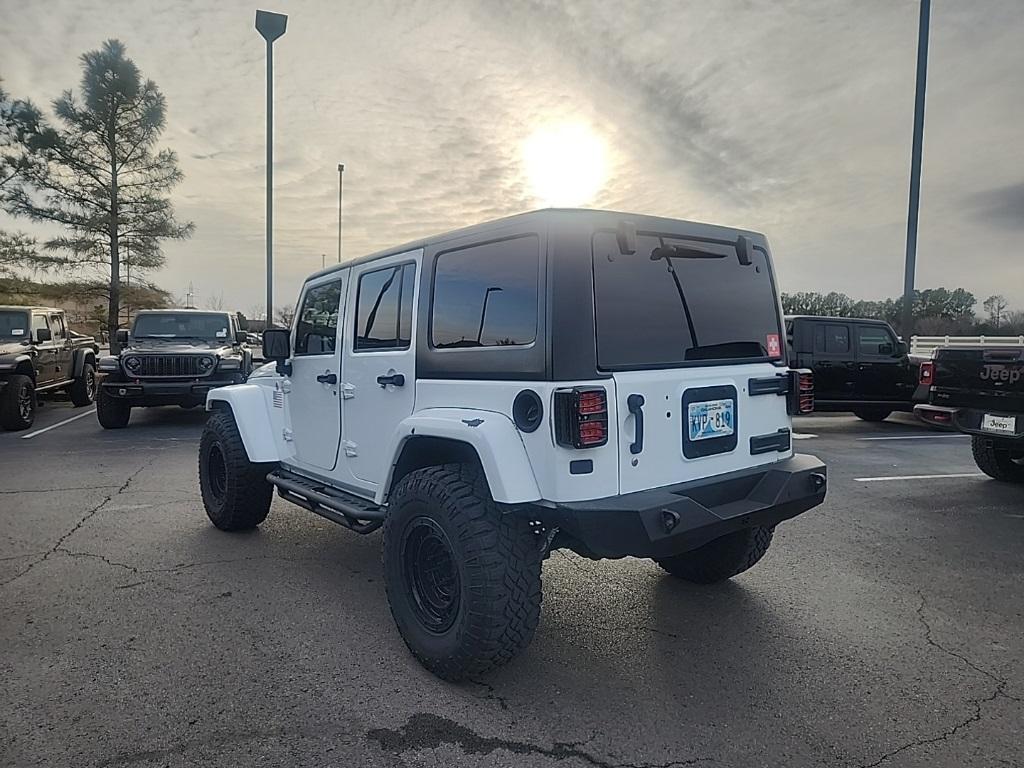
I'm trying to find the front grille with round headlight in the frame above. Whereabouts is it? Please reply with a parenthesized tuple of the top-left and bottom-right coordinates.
(124, 356, 142, 373)
(198, 356, 214, 372)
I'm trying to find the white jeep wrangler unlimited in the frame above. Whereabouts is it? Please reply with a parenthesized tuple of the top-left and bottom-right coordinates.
(198, 209, 827, 680)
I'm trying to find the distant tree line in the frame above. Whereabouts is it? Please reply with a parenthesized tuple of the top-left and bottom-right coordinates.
(781, 288, 1024, 336)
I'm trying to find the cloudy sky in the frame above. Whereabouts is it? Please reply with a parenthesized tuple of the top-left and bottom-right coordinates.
(1, 0, 1021, 315)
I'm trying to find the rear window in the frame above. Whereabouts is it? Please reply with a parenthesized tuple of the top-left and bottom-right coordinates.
(592, 231, 782, 370)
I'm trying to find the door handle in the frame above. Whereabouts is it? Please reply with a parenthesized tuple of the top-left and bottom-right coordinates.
(627, 393, 645, 455)
(376, 373, 405, 388)
(316, 372, 338, 385)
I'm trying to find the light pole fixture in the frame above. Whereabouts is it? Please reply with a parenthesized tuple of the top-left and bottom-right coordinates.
(476, 286, 503, 345)
(901, 0, 930, 339)
(337, 163, 345, 263)
(256, 9, 287, 326)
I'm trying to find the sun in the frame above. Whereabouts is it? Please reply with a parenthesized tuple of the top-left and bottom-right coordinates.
(522, 121, 608, 207)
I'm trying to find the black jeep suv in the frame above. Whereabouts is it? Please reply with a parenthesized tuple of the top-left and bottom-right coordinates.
(96, 309, 252, 429)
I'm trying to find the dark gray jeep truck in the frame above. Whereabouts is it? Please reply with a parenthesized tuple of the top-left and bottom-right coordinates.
(0, 305, 99, 431)
(96, 309, 252, 429)
(916, 346, 1024, 481)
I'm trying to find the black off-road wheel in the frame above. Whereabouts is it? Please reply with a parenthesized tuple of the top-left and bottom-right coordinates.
(383, 463, 543, 681)
(854, 408, 892, 422)
(972, 435, 1024, 483)
(0, 375, 36, 431)
(69, 362, 97, 407)
(655, 526, 775, 584)
(199, 409, 276, 530)
(96, 387, 131, 429)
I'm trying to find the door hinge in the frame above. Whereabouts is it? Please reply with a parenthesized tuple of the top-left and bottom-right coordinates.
(341, 382, 356, 399)
(343, 440, 358, 457)
(282, 428, 294, 442)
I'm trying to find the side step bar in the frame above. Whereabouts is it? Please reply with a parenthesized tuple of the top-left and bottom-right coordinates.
(267, 469, 385, 535)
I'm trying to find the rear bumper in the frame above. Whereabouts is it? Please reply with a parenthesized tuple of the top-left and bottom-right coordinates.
(541, 454, 827, 559)
(915, 404, 1024, 440)
(100, 376, 240, 405)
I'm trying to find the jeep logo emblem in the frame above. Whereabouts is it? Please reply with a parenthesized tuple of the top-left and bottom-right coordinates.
(980, 364, 1022, 384)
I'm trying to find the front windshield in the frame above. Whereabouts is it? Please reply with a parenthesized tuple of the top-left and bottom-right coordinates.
(131, 312, 230, 341)
(0, 310, 30, 342)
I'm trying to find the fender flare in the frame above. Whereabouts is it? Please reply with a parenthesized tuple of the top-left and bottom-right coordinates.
(206, 384, 281, 463)
(381, 409, 541, 504)
(71, 347, 97, 378)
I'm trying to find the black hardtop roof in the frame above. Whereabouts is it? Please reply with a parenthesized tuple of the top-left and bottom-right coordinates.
(786, 315, 894, 326)
(305, 208, 766, 283)
(134, 308, 233, 315)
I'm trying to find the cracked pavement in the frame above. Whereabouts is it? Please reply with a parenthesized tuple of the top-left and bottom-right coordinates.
(1, 407, 1022, 767)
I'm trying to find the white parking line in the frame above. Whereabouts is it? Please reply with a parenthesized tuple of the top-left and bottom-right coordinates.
(858, 435, 970, 441)
(792, 433, 818, 440)
(855, 472, 986, 483)
(20, 409, 96, 439)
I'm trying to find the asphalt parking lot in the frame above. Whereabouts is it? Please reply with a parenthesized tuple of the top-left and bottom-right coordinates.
(1, 403, 1022, 768)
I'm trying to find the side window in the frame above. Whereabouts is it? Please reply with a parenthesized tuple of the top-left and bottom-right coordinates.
(815, 323, 849, 354)
(49, 315, 66, 341)
(31, 314, 48, 340)
(431, 235, 539, 348)
(857, 326, 895, 357)
(354, 263, 415, 351)
(294, 281, 343, 356)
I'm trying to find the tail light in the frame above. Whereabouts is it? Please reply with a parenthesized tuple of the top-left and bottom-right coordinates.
(554, 388, 608, 448)
(786, 369, 814, 415)
(919, 361, 934, 386)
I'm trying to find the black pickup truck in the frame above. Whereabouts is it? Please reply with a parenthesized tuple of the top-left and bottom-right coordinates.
(0, 305, 100, 430)
(786, 316, 928, 421)
(916, 346, 1024, 482)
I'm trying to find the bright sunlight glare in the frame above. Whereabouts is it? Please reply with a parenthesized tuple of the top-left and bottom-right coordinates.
(522, 122, 608, 207)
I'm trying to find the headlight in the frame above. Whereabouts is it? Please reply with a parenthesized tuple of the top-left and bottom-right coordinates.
(97, 356, 120, 372)
(124, 356, 142, 373)
(197, 356, 215, 372)
(217, 357, 241, 371)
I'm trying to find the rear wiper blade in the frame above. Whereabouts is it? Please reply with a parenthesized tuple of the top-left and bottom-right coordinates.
(650, 245, 724, 261)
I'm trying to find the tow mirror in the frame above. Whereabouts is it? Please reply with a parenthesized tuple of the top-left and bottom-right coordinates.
(116, 329, 129, 346)
(235, 330, 248, 344)
(34, 327, 52, 343)
(262, 327, 291, 374)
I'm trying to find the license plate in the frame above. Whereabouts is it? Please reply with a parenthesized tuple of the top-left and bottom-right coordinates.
(981, 414, 1017, 435)
(688, 399, 735, 441)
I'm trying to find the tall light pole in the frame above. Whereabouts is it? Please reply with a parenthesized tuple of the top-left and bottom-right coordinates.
(337, 163, 345, 263)
(256, 9, 288, 326)
(901, 0, 930, 339)
(476, 287, 502, 345)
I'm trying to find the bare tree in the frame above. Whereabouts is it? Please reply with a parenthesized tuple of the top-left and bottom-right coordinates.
(983, 295, 1009, 329)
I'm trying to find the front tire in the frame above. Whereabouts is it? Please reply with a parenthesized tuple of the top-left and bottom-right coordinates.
(655, 526, 774, 584)
(69, 362, 97, 407)
(0, 375, 36, 431)
(383, 464, 542, 681)
(972, 435, 1024, 483)
(199, 409, 275, 530)
(96, 387, 131, 429)
(854, 408, 892, 422)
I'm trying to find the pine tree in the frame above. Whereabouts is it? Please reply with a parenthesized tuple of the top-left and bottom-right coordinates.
(5, 41, 193, 351)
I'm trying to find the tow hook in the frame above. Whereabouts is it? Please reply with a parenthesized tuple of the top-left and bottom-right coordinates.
(810, 473, 827, 492)
(661, 508, 681, 533)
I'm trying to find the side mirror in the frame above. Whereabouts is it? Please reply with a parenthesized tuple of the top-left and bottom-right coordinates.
(897, 341, 909, 356)
(34, 328, 52, 343)
(116, 329, 130, 346)
(235, 330, 248, 344)
(262, 327, 291, 373)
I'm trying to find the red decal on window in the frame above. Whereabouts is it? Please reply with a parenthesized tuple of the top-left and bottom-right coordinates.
(767, 333, 781, 358)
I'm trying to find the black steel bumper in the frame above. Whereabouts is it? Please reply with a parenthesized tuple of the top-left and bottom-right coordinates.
(542, 454, 827, 560)
(100, 377, 239, 405)
(915, 404, 1024, 440)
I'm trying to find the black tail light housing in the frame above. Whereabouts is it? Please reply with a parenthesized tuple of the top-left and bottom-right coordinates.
(786, 369, 814, 415)
(554, 388, 608, 448)
(919, 360, 934, 386)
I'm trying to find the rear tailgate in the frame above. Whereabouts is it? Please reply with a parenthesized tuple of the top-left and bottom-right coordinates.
(613, 364, 792, 494)
(933, 347, 1024, 412)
